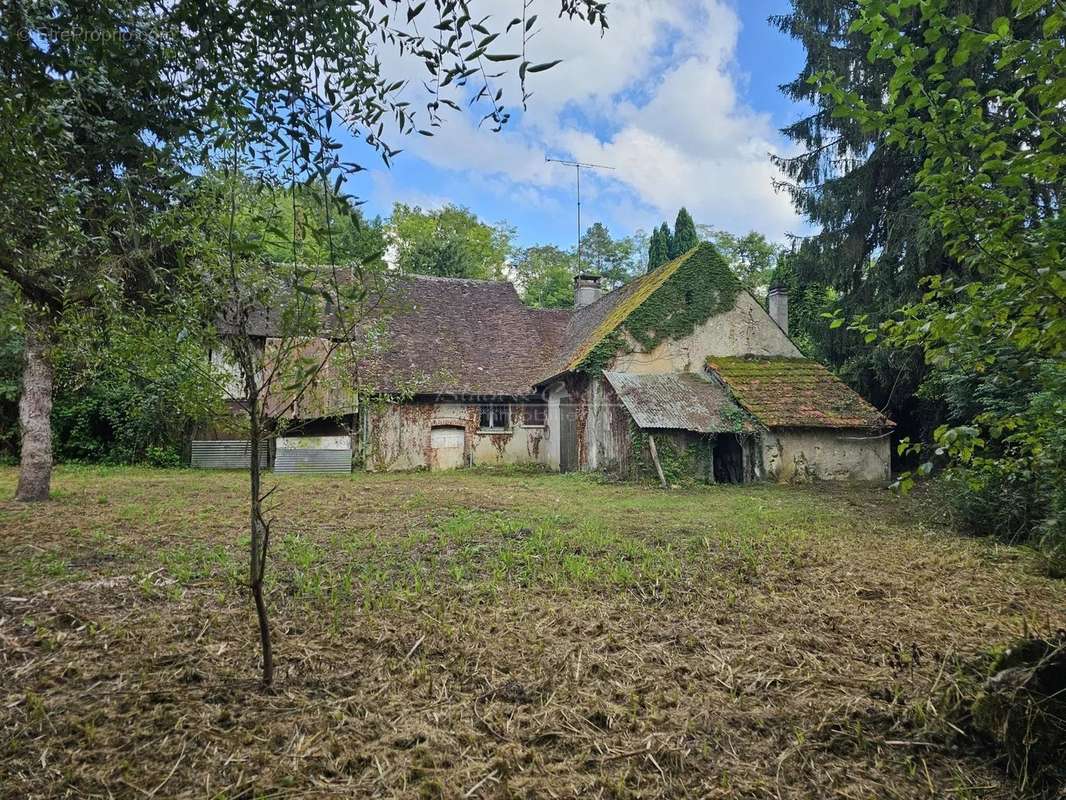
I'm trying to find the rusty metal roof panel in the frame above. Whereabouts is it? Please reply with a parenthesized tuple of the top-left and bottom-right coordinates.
(604, 372, 756, 433)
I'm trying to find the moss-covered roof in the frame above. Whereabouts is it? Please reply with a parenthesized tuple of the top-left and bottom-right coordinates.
(705, 357, 893, 430)
(539, 242, 739, 381)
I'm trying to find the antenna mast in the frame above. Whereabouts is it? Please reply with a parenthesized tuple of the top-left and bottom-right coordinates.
(545, 155, 614, 272)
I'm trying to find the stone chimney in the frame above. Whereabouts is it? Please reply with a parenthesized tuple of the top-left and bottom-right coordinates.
(573, 274, 603, 309)
(768, 286, 789, 335)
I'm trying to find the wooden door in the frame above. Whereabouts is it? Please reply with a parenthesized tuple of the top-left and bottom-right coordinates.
(559, 396, 578, 473)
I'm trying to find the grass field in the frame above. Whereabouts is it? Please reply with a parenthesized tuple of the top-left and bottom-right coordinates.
(1, 466, 1062, 799)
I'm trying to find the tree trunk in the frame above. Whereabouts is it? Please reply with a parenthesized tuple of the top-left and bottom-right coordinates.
(247, 397, 273, 687)
(16, 315, 54, 502)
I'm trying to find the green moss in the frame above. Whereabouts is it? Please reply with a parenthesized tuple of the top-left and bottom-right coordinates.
(621, 243, 740, 351)
(575, 243, 741, 375)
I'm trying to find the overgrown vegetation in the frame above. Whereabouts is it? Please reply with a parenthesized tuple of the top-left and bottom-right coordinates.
(629, 426, 713, 486)
(623, 243, 740, 351)
(931, 633, 1066, 795)
(575, 243, 742, 375)
(813, 0, 1065, 568)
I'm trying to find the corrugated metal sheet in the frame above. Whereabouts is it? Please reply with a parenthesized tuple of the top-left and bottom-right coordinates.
(274, 448, 352, 475)
(603, 372, 756, 433)
(191, 440, 270, 470)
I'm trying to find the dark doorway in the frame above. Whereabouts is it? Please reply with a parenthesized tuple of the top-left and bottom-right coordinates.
(713, 434, 744, 483)
(559, 395, 578, 473)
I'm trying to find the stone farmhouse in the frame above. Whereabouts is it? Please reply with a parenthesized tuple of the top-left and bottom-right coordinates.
(194, 243, 893, 482)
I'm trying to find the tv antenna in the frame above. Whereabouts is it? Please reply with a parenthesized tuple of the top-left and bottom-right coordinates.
(545, 156, 614, 272)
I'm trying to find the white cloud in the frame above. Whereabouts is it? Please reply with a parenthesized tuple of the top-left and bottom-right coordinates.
(368, 0, 800, 241)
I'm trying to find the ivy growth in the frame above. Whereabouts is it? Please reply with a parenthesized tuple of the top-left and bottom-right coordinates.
(622, 243, 741, 351)
(629, 422, 715, 485)
(577, 331, 627, 375)
(576, 243, 742, 375)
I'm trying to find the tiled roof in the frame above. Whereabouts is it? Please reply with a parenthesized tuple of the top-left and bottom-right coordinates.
(705, 357, 893, 430)
(360, 275, 570, 396)
(604, 372, 756, 433)
(242, 273, 572, 398)
(539, 246, 698, 382)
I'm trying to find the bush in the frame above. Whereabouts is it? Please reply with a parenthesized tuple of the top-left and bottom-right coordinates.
(948, 463, 1065, 576)
(942, 634, 1066, 796)
(949, 463, 1050, 545)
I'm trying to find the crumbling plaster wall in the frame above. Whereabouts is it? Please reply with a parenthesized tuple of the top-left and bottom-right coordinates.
(762, 428, 891, 483)
(583, 376, 630, 473)
(366, 401, 549, 471)
(610, 292, 801, 375)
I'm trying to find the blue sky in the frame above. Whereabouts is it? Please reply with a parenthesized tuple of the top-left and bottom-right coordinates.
(344, 1, 809, 249)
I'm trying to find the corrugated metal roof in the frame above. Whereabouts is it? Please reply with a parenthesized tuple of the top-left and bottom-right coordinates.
(604, 372, 756, 433)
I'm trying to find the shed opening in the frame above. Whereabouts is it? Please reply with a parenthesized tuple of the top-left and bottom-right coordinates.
(713, 433, 745, 484)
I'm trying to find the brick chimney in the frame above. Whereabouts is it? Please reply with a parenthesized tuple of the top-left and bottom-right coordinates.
(573, 274, 603, 309)
(768, 286, 789, 335)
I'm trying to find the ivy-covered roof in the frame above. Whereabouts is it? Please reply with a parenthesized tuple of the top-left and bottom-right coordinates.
(706, 357, 893, 430)
(539, 242, 741, 381)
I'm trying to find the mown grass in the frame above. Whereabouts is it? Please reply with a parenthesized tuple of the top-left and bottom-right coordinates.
(1, 464, 843, 608)
(1, 465, 1062, 799)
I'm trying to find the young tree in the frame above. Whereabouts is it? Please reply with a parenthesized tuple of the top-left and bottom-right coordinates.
(390, 204, 513, 280)
(669, 207, 699, 259)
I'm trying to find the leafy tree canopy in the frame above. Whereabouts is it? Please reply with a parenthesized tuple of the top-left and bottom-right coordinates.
(512, 245, 577, 308)
(514, 223, 641, 307)
(698, 227, 784, 299)
(818, 0, 1065, 559)
(389, 204, 514, 280)
(579, 223, 641, 289)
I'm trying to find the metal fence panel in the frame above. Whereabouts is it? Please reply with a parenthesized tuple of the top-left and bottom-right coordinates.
(273, 448, 352, 475)
(191, 440, 269, 470)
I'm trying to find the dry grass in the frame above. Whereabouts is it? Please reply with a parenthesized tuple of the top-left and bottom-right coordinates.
(0, 465, 1062, 799)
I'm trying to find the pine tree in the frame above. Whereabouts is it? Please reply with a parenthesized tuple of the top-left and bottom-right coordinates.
(670, 207, 699, 258)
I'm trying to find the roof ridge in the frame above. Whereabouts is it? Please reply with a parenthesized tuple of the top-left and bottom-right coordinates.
(562, 245, 699, 372)
(400, 273, 512, 285)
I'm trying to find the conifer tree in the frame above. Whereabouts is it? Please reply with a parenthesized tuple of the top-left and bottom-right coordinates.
(646, 225, 666, 272)
(670, 207, 699, 258)
(646, 222, 672, 272)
